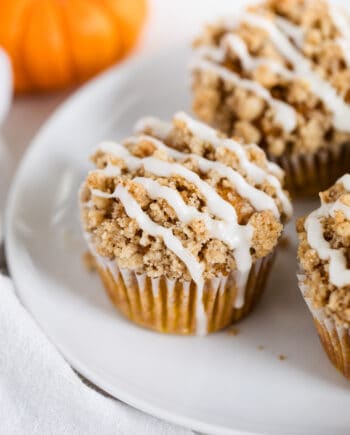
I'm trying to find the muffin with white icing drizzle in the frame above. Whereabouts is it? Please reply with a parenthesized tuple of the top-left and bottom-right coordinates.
(80, 112, 292, 335)
(191, 0, 350, 196)
(297, 174, 350, 377)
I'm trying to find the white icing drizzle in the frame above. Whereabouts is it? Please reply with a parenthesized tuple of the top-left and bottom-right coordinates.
(329, 5, 350, 67)
(234, 269, 250, 309)
(275, 16, 304, 48)
(134, 116, 172, 138)
(94, 163, 121, 177)
(194, 36, 299, 134)
(191, 57, 297, 132)
(87, 114, 291, 333)
(329, 6, 350, 41)
(126, 134, 282, 218)
(338, 174, 350, 190)
(194, 9, 350, 132)
(330, 200, 350, 220)
(135, 112, 292, 217)
(99, 141, 140, 170)
(198, 156, 280, 216)
(133, 176, 253, 249)
(135, 115, 284, 177)
(224, 33, 294, 79)
(125, 134, 184, 160)
(99, 143, 245, 226)
(236, 12, 350, 132)
(266, 160, 284, 178)
(336, 38, 350, 68)
(192, 45, 225, 63)
(304, 174, 350, 288)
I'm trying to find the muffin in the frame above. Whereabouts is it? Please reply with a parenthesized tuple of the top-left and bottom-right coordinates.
(297, 174, 350, 377)
(191, 0, 350, 196)
(80, 112, 292, 335)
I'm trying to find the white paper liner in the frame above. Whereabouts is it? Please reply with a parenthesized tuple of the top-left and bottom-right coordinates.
(92, 251, 275, 335)
(298, 272, 350, 377)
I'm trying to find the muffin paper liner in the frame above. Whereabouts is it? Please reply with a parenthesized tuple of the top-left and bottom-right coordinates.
(92, 250, 275, 335)
(298, 273, 350, 378)
(273, 142, 350, 197)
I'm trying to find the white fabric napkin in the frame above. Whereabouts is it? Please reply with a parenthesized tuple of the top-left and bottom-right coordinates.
(0, 275, 193, 435)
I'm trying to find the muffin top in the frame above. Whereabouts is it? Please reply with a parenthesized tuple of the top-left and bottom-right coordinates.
(192, 0, 350, 157)
(298, 174, 350, 325)
(80, 112, 291, 291)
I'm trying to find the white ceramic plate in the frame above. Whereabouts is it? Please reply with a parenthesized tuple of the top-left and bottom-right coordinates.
(5, 44, 350, 435)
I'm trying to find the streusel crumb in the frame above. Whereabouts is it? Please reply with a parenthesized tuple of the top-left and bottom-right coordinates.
(81, 113, 290, 281)
(297, 176, 350, 325)
(228, 327, 240, 336)
(192, 0, 350, 157)
(278, 354, 287, 361)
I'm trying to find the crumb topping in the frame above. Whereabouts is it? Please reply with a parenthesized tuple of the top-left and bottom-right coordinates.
(80, 113, 290, 281)
(192, 0, 350, 156)
(297, 174, 350, 325)
(228, 326, 240, 336)
(278, 354, 287, 361)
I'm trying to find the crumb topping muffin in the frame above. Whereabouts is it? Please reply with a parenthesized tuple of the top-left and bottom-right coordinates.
(80, 112, 291, 334)
(297, 173, 350, 377)
(191, 0, 350, 195)
(298, 174, 350, 325)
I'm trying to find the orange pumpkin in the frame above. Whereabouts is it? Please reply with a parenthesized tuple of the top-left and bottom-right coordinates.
(0, 0, 147, 93)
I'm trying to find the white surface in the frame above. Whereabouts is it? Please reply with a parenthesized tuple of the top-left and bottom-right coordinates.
(0, 274, 192, 435)
(5, 43, 350, 435)
(0, 48, 12, 125)
(0, 48, 12, 239)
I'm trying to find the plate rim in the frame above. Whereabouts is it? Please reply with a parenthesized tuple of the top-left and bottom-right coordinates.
(4, 44, 254, 435)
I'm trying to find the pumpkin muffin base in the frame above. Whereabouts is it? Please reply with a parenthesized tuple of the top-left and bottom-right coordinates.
(274, 142, 350, 197)
(95, 251, 275, 335)
(299, 274, 350, 378)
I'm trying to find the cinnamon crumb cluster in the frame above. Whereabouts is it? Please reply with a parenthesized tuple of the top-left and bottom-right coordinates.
(297, 180, 350, 325)
(192, 0, 350, 157)
(80, 116, 288, 281)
